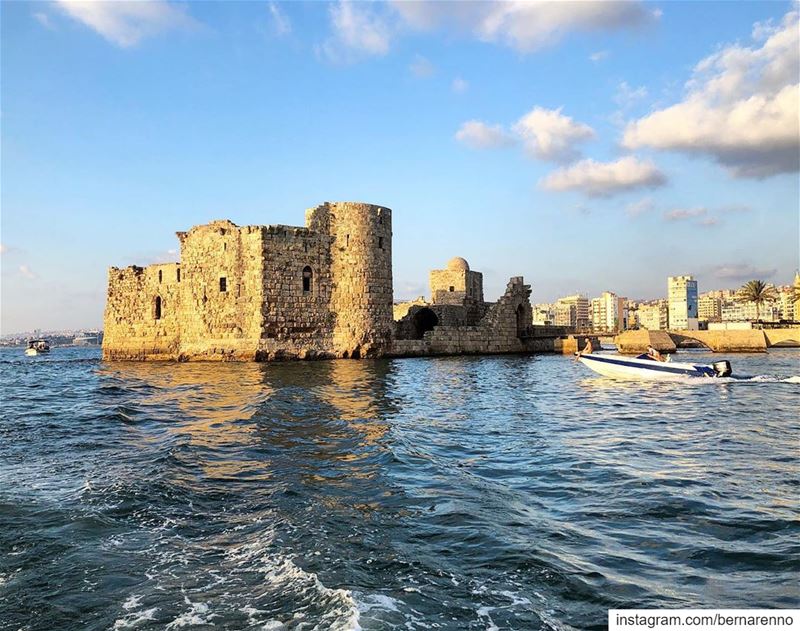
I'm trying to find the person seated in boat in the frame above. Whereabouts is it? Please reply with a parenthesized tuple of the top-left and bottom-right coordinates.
(579, 338, 594, 355)
(646, 345, 666, 362)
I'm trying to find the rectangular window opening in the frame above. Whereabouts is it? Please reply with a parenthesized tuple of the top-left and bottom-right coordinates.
(449, 286, 455, 292)
(177, 268, 181, 282)
(219, 277, 227, 292)
(378, 236, 384, 250)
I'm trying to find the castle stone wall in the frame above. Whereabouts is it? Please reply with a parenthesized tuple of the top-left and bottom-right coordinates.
(103, 201, 395, 362)
(256, 226, 336, 360)
(430, 269, 483, 306)
(310, 202, 393, 358)
(176, 221, 264, 360)
(388, 277, 534, 357)
(103, 263, 182, 360)
(102, 202, 566, 362)
(393, 297, 426, 321)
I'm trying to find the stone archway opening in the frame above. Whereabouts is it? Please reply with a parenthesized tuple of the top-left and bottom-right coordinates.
(670, 333, 713, 351)
(411, 308, 439, 339)
(515, 304, 526, 338)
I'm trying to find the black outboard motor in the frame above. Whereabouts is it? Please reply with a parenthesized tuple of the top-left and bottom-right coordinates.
(712, 360, 732, 377)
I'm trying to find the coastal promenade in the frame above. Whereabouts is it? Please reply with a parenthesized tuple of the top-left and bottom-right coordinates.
(615, 327, 800, 354)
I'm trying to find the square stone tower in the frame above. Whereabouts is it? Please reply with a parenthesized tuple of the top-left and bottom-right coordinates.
(429, 257, 484, 307)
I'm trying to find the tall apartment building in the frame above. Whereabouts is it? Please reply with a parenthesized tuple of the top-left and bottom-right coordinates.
(795, 272, 800, 320)
(532, 303, 554, 326)
(636, 300, 669, 330)
(554, 294, 592, 330)
(591, 291, 628, 333)
(777, 282, 797, 321)
(553, 302, 576, 328)
(667, 275, 699, 330)
(698, 294, 722, 322)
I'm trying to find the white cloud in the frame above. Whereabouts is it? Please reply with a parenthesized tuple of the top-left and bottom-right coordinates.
(589, 50, 609, 63)
(718, 203, 753, 214)
(713, 264, 777, 281)
(540, 156, 667, 197)
(513, 106, 595, 162)
(623, 9, 800, 178)
(33, 11, 56, 30)
(18, 265, 37, 280)
(625, 196, 654, 217)
(455, 120, 515, 149)
(391, 0, 654, 53)
(663, 203, 752, 225)
(614, 81, 648, 107)
(54, 0, 198, 48)
(317, 0, 391, 63)
(267, 2, 291, 37)
(0, 243, 6, 255)
(452, 77, 469, 93)
(409, 54, 435, 78)
(664, 206, 707, 221)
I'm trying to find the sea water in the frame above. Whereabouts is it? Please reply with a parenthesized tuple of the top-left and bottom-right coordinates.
(1, 348, 798, 630)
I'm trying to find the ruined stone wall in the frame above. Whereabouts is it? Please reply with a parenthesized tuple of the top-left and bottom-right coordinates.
(308, 202, 393, 358)
(480, 277, 532, 338)
(102, 263, 182, 360)
(102, 200, 569, 363)
(388, 277, 534, 357)
(256, 226, 336, 360)
(615, 330, 676, 355)
(393, 297, 427, 321)
(394, 303, 472, 340)
(176, 221, 264, 360)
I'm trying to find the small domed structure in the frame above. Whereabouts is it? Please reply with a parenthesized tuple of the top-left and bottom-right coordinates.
(447, 257, 470, 272)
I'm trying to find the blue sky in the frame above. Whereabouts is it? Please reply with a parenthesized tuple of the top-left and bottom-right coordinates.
(1, 0, 798, 333)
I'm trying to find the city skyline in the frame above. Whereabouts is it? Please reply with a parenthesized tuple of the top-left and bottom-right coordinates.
(2, 1, 798, 333)
(533, 271, 800, 331)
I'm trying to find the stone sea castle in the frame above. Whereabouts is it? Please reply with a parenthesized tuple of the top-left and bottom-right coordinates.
(103, 201, 576, 361)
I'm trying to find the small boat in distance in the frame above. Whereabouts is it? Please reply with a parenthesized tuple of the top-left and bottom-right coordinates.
(578, 352, 732, 380)
(25, 339, 51, 356)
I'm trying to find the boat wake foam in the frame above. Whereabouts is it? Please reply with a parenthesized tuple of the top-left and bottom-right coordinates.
(727, 375, 800, 384)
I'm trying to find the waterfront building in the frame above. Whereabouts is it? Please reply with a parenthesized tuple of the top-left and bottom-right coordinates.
(553, 302, 576, 328)
(532, 303, 554, 326)
(104, 202, 395, 361)
(555, 294, 590, 330)
(776, 285, 795, 321)
(667, 275, 699, 330)
(698, 294, 722, 322)
(636, 300, 669, 330)
(590, 291, 628, 333)
(721, 300, 778, 322)
(795, 272, 800, 319)
(104, 202, 540, 361)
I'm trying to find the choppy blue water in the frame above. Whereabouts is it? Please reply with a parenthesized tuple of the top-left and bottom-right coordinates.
(1, 347, 798, 630)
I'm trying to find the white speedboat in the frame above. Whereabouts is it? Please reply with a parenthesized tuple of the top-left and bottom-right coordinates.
(25, 339, 51, 356)
(578, 353, 732, 380)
